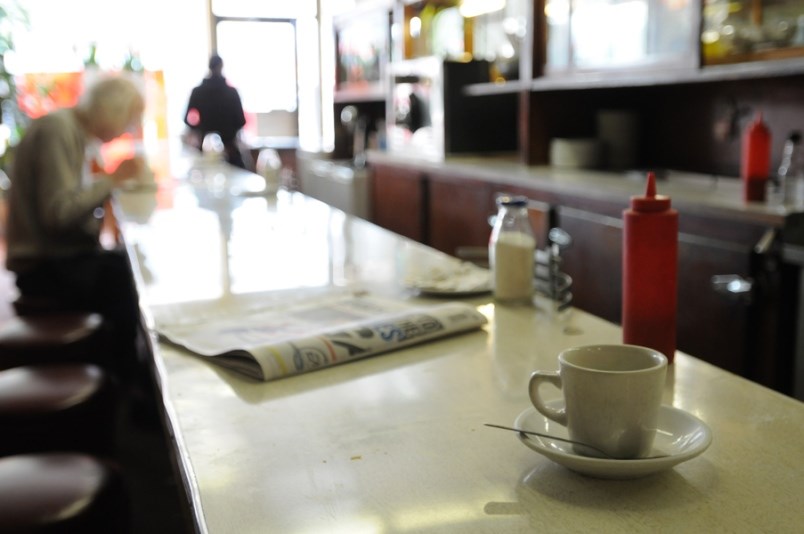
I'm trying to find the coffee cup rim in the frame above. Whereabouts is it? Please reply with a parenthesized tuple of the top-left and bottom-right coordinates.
(558, 344, 667, 374)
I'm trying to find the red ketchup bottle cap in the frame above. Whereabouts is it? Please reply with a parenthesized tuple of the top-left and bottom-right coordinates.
(630, 172, 671, 212)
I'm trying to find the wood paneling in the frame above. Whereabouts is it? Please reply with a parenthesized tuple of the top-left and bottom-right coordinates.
(427, 173, 494, 256)
(368, 158, 793, 392)
(369, 163, 427, 242)
(557, 207, 624, 325)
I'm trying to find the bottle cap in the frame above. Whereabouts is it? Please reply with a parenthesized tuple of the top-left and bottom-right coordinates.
(747, 111, 770, 136)
(496, 195, 528, 208)
(630, 172, 671, 212)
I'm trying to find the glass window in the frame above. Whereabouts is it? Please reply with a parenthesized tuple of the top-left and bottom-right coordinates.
(572, 0, 649, 68)
(545, 0, 696, 72)
(211, 0, 315, 19)
(216, 20, 298, 113)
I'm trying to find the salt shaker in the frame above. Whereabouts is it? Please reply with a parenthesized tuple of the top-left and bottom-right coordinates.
(489, 195, 536, 304)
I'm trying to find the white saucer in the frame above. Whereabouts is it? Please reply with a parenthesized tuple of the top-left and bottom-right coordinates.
(405, 263, 491, 296)
(514, 402, 712, 479)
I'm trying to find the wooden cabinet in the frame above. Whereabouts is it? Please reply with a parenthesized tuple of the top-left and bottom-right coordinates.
(676, 233, 756, 376)
(556, 206, 624, 326)
(554, 204, 768, 377)
(367, 157, 793, 388)
(427, 172, 495, 256)
(368, 163, 427, 242)
(370, 165, 497, 255)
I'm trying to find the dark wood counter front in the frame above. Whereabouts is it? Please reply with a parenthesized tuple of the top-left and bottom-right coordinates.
(366, 151, 802, 397)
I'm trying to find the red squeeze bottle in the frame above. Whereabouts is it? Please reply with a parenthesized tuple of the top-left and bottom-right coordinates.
(622, 172, 678, 363)
(741, 112, 771, 202)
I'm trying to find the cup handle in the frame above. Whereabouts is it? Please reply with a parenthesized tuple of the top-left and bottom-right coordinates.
(528, 371, 567, 426)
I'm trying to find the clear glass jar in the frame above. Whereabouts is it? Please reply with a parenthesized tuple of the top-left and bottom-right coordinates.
(489, 195, 536, 304)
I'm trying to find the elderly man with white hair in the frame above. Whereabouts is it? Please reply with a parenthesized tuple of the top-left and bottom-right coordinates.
(4, 74, 148, 391)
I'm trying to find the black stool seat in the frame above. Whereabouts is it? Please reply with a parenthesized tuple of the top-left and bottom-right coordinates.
(13, 295, 78, 317)
(0, 312, 104, 370)
(0, 453, 128, 533)
(0, 363, 116, 456)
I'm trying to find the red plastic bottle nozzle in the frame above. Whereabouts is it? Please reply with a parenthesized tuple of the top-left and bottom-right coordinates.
(646, 171, 657, 197)
(631, 172, 671, 212)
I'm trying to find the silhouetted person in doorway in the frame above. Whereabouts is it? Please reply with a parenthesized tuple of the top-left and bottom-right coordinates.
(184, 54, 248, 168)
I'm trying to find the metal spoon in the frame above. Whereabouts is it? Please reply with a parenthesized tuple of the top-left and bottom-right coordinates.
(484, 423, 668, 460)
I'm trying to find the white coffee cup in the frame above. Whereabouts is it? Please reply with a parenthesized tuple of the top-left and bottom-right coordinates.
(528, 344, 667, 459)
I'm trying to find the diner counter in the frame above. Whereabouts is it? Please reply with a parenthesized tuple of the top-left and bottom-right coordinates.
(115, 148, 804, 533)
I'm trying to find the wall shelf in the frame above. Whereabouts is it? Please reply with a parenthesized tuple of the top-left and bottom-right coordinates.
(462, 79, 530, 96)
(531, 58, 804, 91)
(463, 56, 804, 96)
(334, 87, 387, 104)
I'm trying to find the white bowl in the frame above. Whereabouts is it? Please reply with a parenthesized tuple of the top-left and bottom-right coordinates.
(550, 138, 601, 169)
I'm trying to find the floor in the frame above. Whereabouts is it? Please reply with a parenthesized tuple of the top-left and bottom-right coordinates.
(0, 211, 192, 533)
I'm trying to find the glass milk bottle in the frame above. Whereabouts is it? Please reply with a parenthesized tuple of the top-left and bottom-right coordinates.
(489, 196, 536, 304)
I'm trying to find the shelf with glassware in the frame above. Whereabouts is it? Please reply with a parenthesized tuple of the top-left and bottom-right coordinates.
(333, 4, 392, 102)
(461, 0, 804, 96)
(457, 0, 804, 173)
(702, 0, 804, 66)
(332, 4, 393, 160)
(518, 55, 804, 93)
(394, 0, 531, 83)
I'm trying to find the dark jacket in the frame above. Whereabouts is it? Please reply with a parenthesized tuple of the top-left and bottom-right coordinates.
(184, 75, 246, 145)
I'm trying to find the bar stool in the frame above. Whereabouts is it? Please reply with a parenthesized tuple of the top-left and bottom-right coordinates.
(0, 312, 106, 371)
(12, 294, 80, 316)
(0, 452, 128, 533)
(0, 363, 117, 457)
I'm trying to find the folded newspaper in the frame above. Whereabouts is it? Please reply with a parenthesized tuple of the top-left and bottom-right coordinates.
(155, 292, 488, 381)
